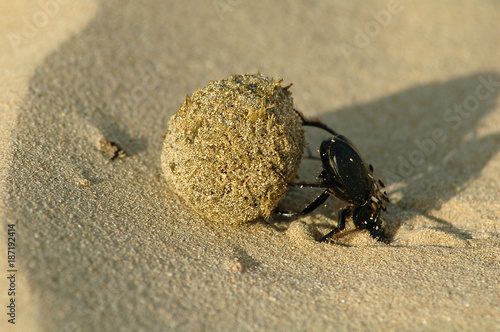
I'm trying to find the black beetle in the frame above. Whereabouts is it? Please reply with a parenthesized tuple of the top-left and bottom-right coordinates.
(279, 110, 390, 242)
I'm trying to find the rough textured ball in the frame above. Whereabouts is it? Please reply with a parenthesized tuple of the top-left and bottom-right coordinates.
(161, 73, 305, 224)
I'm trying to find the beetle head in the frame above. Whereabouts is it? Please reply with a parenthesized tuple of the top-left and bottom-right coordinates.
(352, 173, 390, 240)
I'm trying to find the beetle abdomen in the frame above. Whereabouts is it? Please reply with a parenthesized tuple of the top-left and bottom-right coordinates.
(320, 135, 371, 206)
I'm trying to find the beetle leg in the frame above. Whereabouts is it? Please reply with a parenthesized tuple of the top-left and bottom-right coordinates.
(319, 206, 352, 242)
(278, 189, 330, 217)
(293, 109, 340, 136)
(304, 146, 322, 160)
(302, 120, 340, 137)
(288, 182, 333, 189)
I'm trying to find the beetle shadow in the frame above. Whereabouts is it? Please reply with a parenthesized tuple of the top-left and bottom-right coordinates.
(285, 71, 500, 242)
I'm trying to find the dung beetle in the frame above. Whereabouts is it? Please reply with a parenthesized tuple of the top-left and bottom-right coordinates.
(279, 110, 390, 242)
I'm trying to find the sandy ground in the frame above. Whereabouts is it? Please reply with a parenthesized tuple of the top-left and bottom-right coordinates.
(1, 1, 499, 331)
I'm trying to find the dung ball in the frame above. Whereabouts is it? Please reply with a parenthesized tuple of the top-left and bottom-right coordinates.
(161, 73, 305, 224)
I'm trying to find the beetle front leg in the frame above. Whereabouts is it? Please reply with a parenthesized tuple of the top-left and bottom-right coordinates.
(318, 206, 353, 242)
(278, 190, 330, 217)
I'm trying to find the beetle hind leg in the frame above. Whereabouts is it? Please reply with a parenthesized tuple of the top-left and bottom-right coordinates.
(293, 109, 340, 136)
(277, 189, 330, 217)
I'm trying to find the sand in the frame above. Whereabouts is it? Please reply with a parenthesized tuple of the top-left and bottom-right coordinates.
(1, 1, 499, 331)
